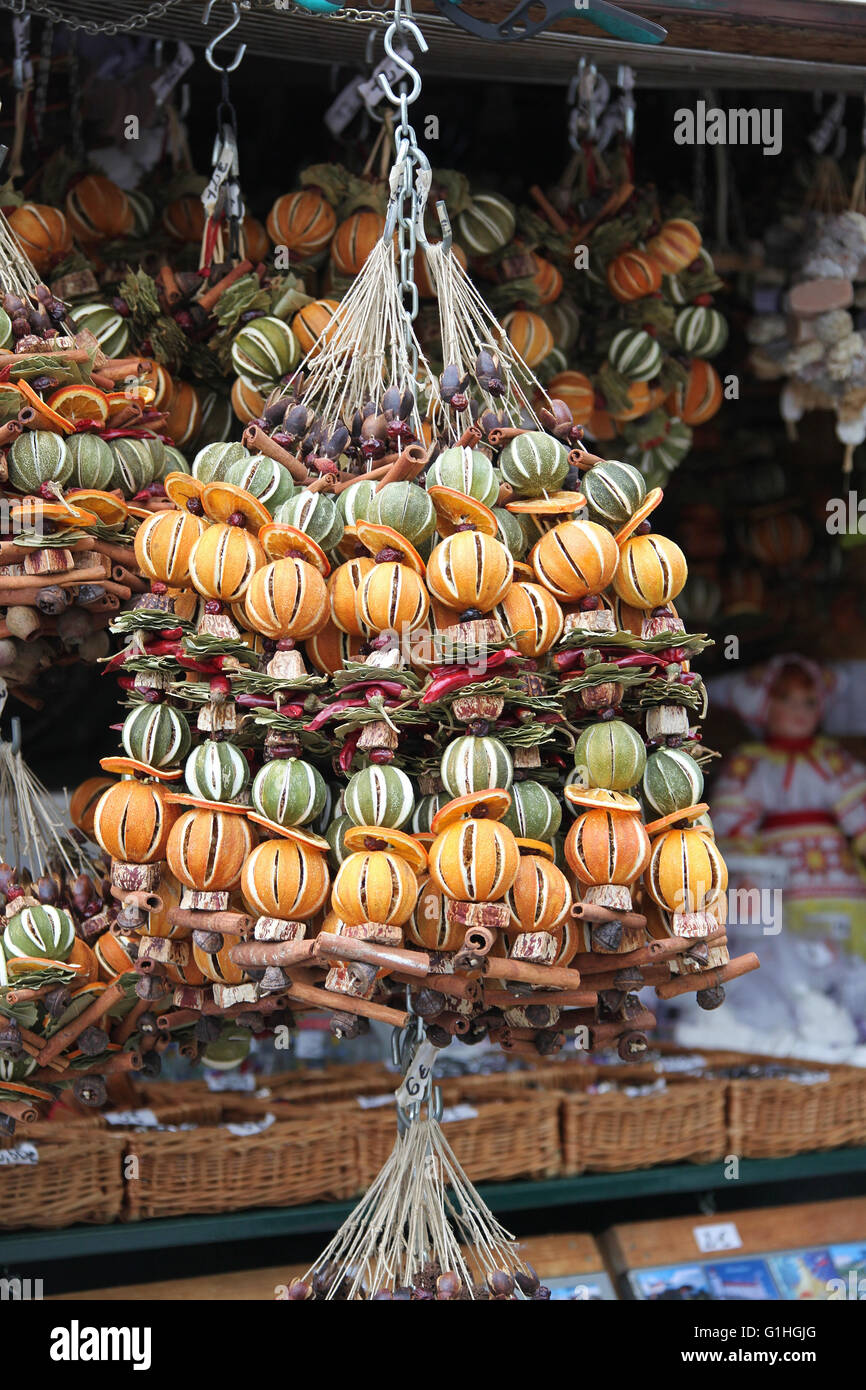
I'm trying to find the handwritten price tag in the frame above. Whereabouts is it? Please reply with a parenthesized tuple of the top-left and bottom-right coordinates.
(103, 1108, 159, 1128)
(693, 1222, 743, 1254)
(205, 1071, 256, 1093)
(224, 1113, 276, 1138)
(0, 1142, 37, 1166)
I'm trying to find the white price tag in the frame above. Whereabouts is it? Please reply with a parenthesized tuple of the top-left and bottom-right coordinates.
(205, 1071, 256, 1092)
(693, 1222, 743, 1254)
(0, 1141, 38, 1166)
(324, 76, 366, 137)
(441, 1104, 478, 1124)
(103, 1108, 159, 1128)
(224, 1113, 276, 1137)
(151, 41, 194, 107)
(394, 1038, 438, 1111)
(357, 1093, 395, 1110)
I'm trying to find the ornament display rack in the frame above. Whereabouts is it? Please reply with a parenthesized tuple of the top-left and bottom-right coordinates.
(0, 1146, 864, 1274)
(7, 0, 866, 92)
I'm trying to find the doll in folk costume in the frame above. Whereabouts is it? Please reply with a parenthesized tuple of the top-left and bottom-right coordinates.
(680, 653, 866, 1058)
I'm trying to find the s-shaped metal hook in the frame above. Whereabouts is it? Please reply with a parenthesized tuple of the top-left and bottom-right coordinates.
(378, 16, 428, 107)
(202, 0, 247, 74)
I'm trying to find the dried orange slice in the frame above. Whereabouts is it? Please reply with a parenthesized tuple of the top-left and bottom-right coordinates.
(165, 793, 250, 814)
(506, 492, 586, 515)
(67, 489, 129, 527)
(614, 487, 664, 545)
(202, 481, 270, 532)
(342, 824, 428, 873)
(355, 522, 426, 575)
(427, 486, 498, 538)
(644, 803, 710, 836)
(431, 789, 512, 834)
(7, 499, 97, 530)
(164, 472, 204, 510)
(99, 756, 184, 781)
(258, 523, 330, 575)
(515, 837, 555, 861)
(14, 378, 75, 433)
(47, 383, 110, 425)
(246, 812, 330, 851)
(563, 786, 642, 814)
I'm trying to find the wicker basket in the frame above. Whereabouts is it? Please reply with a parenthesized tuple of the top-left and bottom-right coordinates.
(354, 1092, 562, 1193)
(123, 1101, 360, 1221)
(561, 1076, 727, 1174)
(0, 1129, 126, 1228)
(725, 1059, 866, 1159)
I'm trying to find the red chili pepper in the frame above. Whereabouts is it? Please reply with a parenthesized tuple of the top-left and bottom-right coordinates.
(613, 652, 669, 670)
(236, 693, 277, 710)
(337, 679, 407, 698)
(103, 650, 130, 675)
(159, 628, 184, 641)
(554, 650, 585, 672)
(144, 640, 183, 658)
(176, 654, 223, 673)
(421, 649, 522, 705)
(280, 702, 305, 718)
(303, 698, 370, 731)
(116, 675, 135, 691)
(338, 729, 362, 774)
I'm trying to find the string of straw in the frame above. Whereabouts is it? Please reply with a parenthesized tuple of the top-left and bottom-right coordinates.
(275, 237, 439, 443)
(305, 1113, 527, 1300)
(424, 241, 553, 432)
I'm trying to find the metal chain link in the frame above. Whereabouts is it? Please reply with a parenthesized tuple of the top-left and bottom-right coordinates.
(379, 0, 429, 384)
(0, 0, 388, 34)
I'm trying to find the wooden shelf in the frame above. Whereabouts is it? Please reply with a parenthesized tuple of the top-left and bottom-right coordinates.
(3, 1145, 865, 1270)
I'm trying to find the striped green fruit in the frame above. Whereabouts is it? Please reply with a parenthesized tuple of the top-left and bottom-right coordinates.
(8, 430, 71, 492)
(224, 456, 294, 512)
(202, 1025, 250, 1071)
(582, 459, 646, 526)
(336, 477, 378, 526)
(275, 491, 343, 551)
(230, 316, 299, 386)
(456, 193, 516, 255)
(642, 747, 704, 816)
(674, 306, 728, 358)
(500, 780, 562, 841)
(428, 446, 498, 507)
(370, 481, 436, 545)
(0, 308, 12, 350)
(66, 433, 115, 490)
(192, 441, 250, 483)
(664, 249, 715, 306)
(185, 739, 250, 803)
(70, 302, 131, 357)
(110, 437, 156, 496)
(541, 297, 580, 351)
(608, 328, 663, 381)
(575, 720, 646, 792)
(122, 703, 192, 769)
(441, 735, 513, 796)
(127, 189, 154, 236)
(196, 390, 234, 449)
(499, 431, 568, 497)
(325, 812, 353, 871)
(344, 765, 414, 829)
(0, 1054, 38, 1082)
(143, 432, 166, 479)
(4, 904, 75, 961)
(494, 506, 528, 560)
(156, 444, 191, 480)
(412, 792, 447, 833)
(252, 757, 327, 827)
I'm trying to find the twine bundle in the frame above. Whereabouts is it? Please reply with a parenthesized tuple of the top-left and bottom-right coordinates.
(304, 1112, 527, 1300)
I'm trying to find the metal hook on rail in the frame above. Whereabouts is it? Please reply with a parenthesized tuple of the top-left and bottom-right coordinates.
(202, 0, 246, 74)
(378, 16, 428, 107)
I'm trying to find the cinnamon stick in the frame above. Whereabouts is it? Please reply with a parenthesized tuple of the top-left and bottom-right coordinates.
(0, 347, 92, 368)
(331, 461, 392, 495)
(37, 978, 127, 1065)
(0, 1099, 38, 1124)
(169, 908, 254, 937)
(373, 443, 429, 491)
(228, 939, 316, 968)
(395, 972, 480, 1002)
(313, 931, 429, 978)
(285, 976, 409, 1028)
(242, 424, 309, 483)
(655, 952, 760, 1000)
(197, 259, 253, 313)
(482, 986, 598, 1009)
(0, 421, 23, 448)
(488, 426, 530, 448)
(572, 901, 647, 930)
(483, 956, 582, 990)
(529, 184, 571, 236)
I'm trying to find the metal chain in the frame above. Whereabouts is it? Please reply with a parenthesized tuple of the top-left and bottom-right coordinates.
(379, 0, 429, 383)
(0, 0, 388, 33)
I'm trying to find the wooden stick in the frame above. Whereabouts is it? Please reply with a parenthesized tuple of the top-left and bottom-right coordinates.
(313, 931, 430, 978)
(36, 978, 127, 1065)
(655, 952, 760, 1000)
